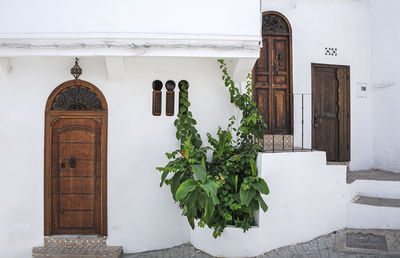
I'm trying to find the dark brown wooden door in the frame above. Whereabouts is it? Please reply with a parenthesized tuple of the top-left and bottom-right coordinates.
(51, 118, 102, 234)
(253, 12, 292, 134)
(312, 64, 350, 162)
(45, 80, 108, 236)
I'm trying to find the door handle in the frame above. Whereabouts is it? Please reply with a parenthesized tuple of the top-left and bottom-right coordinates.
(313, 114, 320, 128)
(69, 156, 76, 168)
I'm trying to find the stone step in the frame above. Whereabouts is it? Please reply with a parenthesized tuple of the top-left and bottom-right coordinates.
(347, 169, 400, 183)
(32, 246, 123, 258)
(33, 237, 122, 258)
(44, 236, 107, 247)
(354, 196, 400, 208)
(327, 161, 349, 172)
(348, 170, 400, 199)
(347, 195, 400, 229)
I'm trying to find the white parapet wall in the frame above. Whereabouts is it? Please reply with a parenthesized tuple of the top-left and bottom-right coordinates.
(191, 151, 348, 257)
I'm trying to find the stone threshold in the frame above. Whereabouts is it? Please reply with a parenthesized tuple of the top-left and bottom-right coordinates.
(32, 236, 122, 258)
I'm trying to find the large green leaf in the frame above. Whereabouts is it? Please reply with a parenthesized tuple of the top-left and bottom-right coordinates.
(160, 170, 169, 187)
(197, 191, 206, 209)
(170, 171, 183, 201)
(250, 158, 258, 176)
(191, 164, 207, 183)
(240, 186, 256, 207)
(176, 179, 197, 201)
(185, 189, 198, 213)
(251, 178, 270, 195)
(255, 194, 268, 212)
(202, 181, 219, 205)
(204, 197, 215, 224)
(234, 175, 238, 193)
(185, 190, 198, 230)
(233, 193, 240, 203)
(187, 216, 195, 229)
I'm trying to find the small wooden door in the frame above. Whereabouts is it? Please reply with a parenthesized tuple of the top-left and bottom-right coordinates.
(253, 12, 292, 134)
(312, 64, 350, 162)
(45, 80, 108, 235)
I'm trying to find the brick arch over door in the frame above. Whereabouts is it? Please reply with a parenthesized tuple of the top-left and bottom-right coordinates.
(44, 79, 108, 236)
(253, 11, 293, 134)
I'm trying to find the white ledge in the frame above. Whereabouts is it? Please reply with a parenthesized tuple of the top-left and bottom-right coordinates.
(0, 33, 261, 58)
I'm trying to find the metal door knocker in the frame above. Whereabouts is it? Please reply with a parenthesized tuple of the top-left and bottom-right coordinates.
(69, 156, 76, 168)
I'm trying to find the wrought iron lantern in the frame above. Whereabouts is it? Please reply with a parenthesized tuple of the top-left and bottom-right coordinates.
(70, 57, 82, 79)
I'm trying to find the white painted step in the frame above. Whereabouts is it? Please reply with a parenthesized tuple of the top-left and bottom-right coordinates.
(348, 170, 400, 199)
(347, 195, 400, 229)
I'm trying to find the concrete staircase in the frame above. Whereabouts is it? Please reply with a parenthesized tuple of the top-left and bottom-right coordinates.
(32, 236, 122, 258)
(347, 169, 400, 229)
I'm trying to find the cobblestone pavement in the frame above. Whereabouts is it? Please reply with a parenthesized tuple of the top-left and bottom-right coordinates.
(123, 229, 400, 258)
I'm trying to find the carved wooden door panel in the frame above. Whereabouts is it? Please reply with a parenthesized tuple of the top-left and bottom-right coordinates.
(312, 64, 350, 162)
(44, 80, 108, 236)
(51, 118, 102, 234)
(253, 12, 292, 134)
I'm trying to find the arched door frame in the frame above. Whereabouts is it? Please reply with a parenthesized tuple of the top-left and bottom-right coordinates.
(254, 11, 293, 134)
(44, 79, 108, 236)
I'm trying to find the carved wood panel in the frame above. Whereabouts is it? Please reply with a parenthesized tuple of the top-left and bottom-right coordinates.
(262, 13, 290, 34)
(52, 87, 103, 111)
(50, 118, 102, 234)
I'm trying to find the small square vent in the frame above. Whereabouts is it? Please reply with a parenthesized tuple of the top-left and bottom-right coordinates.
(325, 47, 337, 56)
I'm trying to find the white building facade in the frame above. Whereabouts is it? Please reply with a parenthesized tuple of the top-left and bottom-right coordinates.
(0, 0, 398, 257)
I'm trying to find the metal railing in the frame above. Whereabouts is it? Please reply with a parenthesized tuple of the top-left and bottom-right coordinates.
(261, 93, 313, 153)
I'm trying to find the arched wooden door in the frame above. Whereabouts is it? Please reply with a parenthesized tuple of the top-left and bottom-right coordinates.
(253, 11, 293, 134)
(44, 80, 108, 236)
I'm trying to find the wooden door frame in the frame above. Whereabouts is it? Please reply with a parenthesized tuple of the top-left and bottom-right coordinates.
(253, 11, 294, 134)
(311, 63, 351, 161)
(44, 79, 108, 236)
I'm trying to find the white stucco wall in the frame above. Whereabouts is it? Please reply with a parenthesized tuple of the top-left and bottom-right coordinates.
(0, 56, 239, 257)
(0, 1, 393, 257)
(0, 0, 260, 36)
(370, 0, 400, 173)
(0, 1, 261, 58)
(261, 0, 373, 170)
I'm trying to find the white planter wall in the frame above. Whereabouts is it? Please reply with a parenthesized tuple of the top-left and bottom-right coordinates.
(191, 151, 348, 257)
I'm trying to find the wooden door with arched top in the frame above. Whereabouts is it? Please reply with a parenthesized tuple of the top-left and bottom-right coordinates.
(253, 11, 293, 134)
(44, 80, 108, 236)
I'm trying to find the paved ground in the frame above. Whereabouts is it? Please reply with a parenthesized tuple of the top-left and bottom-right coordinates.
(123, 229, 400, 258)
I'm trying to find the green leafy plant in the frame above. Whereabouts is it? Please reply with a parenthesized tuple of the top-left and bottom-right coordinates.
(157, 60, 269, 238)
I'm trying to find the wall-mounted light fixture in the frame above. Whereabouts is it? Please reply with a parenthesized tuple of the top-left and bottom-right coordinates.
(71, 57, 82, 79)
